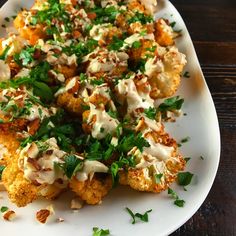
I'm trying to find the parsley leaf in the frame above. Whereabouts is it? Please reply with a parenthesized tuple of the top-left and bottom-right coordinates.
(0, 206, 8, 213)
(90, 77, 105, 86)
(110, 155, 136, 186)
(91, 6, 120, 24)
(14, 46, 36, 66)
(174, 199, 185, 207)
(107, 109, 118, 119)
(55, 154, 83, 179)
(168, 188, 185, 207)
(154, 173, 163, 184)
(180, 136, 190, 143)
(158, 96, 184, 112)
(128, 12, 153, 25)
(118, 132, 150, 153)
(108, 36, 124, 51)
(177, 172, 194, 186)
(200, 155, 204, 160)
(0, 46, 10, 60)
(92, 227, 110, 236)
(183, 71, 190, 78)
(132, 41, 142, 49)
(33, 81, 53, 103)
(170, 21, 176, 28)
(126, 207, 152, 224)
(144, 107, 156, 119)
(184, 157, 191, 163)
(0, 165, 5, 180)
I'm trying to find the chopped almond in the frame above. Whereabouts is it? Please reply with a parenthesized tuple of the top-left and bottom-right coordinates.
(3, 210, 16, 221)
(36, 205, 55, 224)
(71, 197, 84, 210)
(36, 209, 50, 224)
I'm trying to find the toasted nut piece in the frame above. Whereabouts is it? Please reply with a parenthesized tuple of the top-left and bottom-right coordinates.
(71, 197, 84, 210)
(3, 210, 16, 221)
(36, 205, 55, 224)
(36, 209, 50, 224)
(57, 217, 64, 222)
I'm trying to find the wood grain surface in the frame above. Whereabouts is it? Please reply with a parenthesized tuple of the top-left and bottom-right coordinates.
(0, 0, 235, 235)
(170, 0, 236, 235)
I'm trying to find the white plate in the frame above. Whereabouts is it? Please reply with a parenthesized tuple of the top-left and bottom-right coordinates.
(0, 0, 220, 235)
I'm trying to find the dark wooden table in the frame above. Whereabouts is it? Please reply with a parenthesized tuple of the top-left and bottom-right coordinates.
(170, 0, 236, 235)
(0, 0, 235, 235)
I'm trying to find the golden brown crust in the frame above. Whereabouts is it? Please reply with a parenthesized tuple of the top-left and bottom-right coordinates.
(69, 175, 112, 205)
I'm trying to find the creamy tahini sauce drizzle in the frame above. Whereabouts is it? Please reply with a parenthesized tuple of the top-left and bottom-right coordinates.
(90, 23, 111, 41)
(143, 137, 174, 161)
(76, 160, 109, 181)
(88, 103, 120, 139)
(0, 60, 11, 81)
(145, 57, 164, 77)
(117, 77, 154, 113)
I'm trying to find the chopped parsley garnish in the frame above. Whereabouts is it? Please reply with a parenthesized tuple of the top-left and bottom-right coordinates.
(0, 165, 5, 180)
(110, 155, 136, 186)
(128, 12, 153, 25)
(62, 39, 98, 63)
(55, 154, 83, 179)
(91, 6, 121, 24)
(0, 46, 10, 60)
(0, 98, 34, 122)
(20, 110, 82, 152)
(157, 96, 184, 112)
(146, 46, 157, 52)
(0, 61, 53, 102)
(184, 157, 191, 163)
(0, 206, 8, 213)
(92, 227, 110, 236)
(168, 188, 185, 207)
(108, 36, 124, 51)
(4, 17, 10, 22)
(170, 21, 176, 28)
(180, 136, 190, 143)
(14, 46, 36, 66)
(183, 71, 190, 78)
(154, 173, 163, 184)
(177, 172, 194, 186)
(30, 0, 72, 35)
(132, 41, 142, 49)
(118, 132, 150, 153)
(144, 107, 156, 119)
(107, 109, 118, 119)
(126, 207, 152, 224)
(128, 58, 146, 73)
(200, 155, 204, 160)
(90, 77, 105, 86)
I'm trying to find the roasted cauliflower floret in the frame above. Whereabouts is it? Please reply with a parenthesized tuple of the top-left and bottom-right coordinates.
(154, 19, 177, 47)
(14, 11, 47, 45)
(57, 92, 85, 115)
(69, 159, 112, 204)
(2, 160, 38, 207)
(146, 46, 187, 99)
(70, 174, 112, 205)
(119, 154, 185, 193)
(2, 138, 68, 207)
(119, 116, 185, 192)
(83, 48, 128, 80)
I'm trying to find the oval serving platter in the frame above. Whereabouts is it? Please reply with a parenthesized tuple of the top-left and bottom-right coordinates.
(0, 0, 220, 235)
